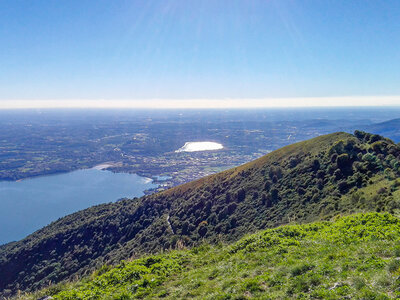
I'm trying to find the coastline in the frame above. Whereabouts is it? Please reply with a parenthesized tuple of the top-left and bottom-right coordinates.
(0, 164, 159, 245)
(2, 162, 165, 195)
(91, 162, 121, 170)
(3, 162, 123, 183)
(1, 162, 176, 196)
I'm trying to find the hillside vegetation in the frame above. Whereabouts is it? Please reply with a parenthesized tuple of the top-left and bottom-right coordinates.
(2, 131, 400, 297)
(27, 212, 400, 299)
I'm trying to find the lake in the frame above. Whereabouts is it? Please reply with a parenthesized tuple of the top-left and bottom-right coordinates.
(175, 141, 224, 152)
(0, 168, 157, 245)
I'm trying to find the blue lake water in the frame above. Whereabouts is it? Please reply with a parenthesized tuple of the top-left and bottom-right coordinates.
(0, 169, 157, 245)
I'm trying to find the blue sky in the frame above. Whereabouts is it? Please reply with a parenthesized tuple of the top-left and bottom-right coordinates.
(1, 0, 400, 106)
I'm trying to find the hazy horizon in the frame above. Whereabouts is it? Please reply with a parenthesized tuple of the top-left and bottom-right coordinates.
(1, 96, 400, 109)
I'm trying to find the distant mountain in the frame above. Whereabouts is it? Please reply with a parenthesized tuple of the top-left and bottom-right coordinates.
(363, 118, 400, 142)
(2, 131, 400, 297)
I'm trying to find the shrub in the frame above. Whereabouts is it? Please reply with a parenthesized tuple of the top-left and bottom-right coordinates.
(236, 189, 246, 202)
(337, 153, 350, 169)
(352, 277, 366, 290)
(270, 188, 279, 202)
(387, 259, 400, 273)
(197, 221, 208, 237)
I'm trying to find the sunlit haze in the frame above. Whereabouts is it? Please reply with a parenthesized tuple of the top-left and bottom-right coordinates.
(1, 96, 400, 109)
(175, 142, 224, 152)
(1, 1, 400, 106)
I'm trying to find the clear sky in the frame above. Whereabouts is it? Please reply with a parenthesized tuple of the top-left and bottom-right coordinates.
(1, 0, 400, 107)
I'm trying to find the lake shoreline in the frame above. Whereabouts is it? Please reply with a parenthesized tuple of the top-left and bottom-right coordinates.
(1, 162, 123, 183)
(0, 167, 158, 245)
(5, 161, 164, 196)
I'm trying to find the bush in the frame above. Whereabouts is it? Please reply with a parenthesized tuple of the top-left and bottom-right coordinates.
(270, 188, 279, 202)
(198, 224, 208, 237)
(387, 259, 400, 273)
(236, 189, 246, 202)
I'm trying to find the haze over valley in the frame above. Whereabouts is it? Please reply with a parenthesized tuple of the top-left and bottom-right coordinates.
(1, 108, 400, 246)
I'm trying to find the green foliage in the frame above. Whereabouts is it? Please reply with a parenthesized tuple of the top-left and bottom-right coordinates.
(51, 254, 185, 300)
(25, 213, 400, 299)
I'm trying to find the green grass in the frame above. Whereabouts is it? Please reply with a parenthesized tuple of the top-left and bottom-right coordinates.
(27, 212, 400, 299)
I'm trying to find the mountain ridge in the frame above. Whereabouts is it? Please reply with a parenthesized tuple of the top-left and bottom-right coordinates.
(2, 131, 400, 297)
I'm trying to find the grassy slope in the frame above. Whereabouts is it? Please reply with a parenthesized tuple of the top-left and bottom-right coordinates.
(27, 212, 400, 299)
(3, 131, 400, 296)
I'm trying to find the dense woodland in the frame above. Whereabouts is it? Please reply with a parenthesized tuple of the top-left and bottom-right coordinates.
(2, 131, 400, 297)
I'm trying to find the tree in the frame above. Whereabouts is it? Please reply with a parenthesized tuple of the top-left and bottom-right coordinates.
(270, 188, 279, 202)
(181, 221, 190, 235)
(237, 188, 246, 202)
(197, 221, 208, 237)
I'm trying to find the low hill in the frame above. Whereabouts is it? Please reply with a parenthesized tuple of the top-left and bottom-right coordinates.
(27, 212, 400, 299)
(2, 131, 400, 297)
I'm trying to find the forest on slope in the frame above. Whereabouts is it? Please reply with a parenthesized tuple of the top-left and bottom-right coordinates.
(2, 131, 400, 297)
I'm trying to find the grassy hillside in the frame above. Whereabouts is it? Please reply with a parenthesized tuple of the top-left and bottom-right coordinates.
(26, 212, 400, 299)
(2, 131, 400, 297)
